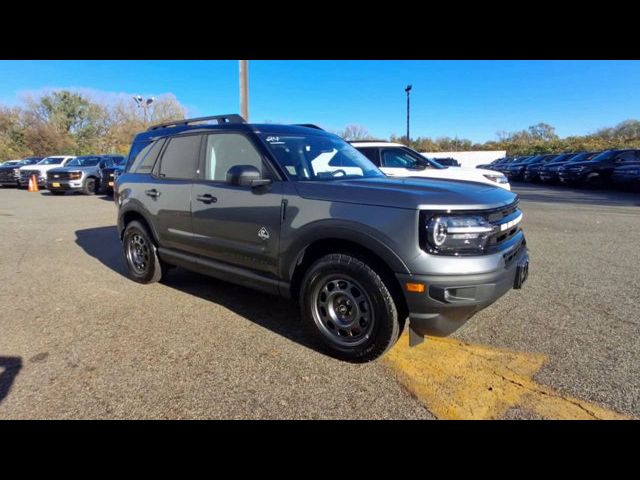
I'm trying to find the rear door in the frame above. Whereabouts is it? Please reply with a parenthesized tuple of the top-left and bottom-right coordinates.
(190, 131, 283, 277)
(147, 133, 202, 252)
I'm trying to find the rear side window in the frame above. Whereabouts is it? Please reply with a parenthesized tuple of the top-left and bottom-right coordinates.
(159, 135, 201, 179)
(356, 147, 380, 166)
(130, 140, 165, 174)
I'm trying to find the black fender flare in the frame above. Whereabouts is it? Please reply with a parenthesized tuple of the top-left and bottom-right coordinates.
(281, 220, 411, 282)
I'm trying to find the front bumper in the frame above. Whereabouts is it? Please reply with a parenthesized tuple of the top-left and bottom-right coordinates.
(19, 176, 46, 187)
(396, 242, 529, 344)
(0, 173, 19, 186)
(538, 170, 559, 182)
(611, 174, 639, 185)
(505, 169, 525, 180)
(558, 170, 586, 182)
(47, 180, 84, 192)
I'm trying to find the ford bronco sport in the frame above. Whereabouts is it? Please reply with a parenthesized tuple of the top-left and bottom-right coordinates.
(115, 115, 529, 362)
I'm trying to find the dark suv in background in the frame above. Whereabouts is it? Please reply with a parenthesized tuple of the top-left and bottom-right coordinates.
(558, 149, 640, 188)
(115, 114, 529, 362)
(0, 157, 43, 187)
(98, 155, 126, 194)
(538, 151, 596, 183)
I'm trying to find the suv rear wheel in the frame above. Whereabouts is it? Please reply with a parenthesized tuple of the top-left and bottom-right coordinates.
(300, 253, 400, 362)
(122, 220, 164, 284)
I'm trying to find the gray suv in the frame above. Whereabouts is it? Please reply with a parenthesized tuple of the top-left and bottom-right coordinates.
(115, 115, 529, 362)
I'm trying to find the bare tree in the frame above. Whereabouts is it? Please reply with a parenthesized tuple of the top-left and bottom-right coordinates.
(337, 124, 373, 140)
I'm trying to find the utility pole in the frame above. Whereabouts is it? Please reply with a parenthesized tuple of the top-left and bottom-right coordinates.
(239, 60, 249, 121)
(405, 85, 412, 143)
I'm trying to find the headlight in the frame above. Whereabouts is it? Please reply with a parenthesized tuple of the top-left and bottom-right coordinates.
(483, 174, 509, 184)
(13, 168, 20, 174)
(70, 171, 82, 180)
(426, 216, 495, 255)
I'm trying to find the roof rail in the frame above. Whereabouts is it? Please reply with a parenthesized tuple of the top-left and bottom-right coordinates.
(293, 124, 325, 130)
(349, 139, 390, 143)
(147, 114, 246, 131)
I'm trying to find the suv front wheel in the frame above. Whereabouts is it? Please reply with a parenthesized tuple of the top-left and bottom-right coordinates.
(122, 220, 164, 284)
(300, 253, 400, 362)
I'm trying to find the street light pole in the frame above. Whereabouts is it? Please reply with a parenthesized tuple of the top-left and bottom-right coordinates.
(133, 95, 155, 125)
(405, 85, 412, 143)
(239, 60, 249, 121)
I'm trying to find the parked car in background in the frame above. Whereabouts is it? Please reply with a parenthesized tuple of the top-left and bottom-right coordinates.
(0, 157, 43, 187)
(558, 149, 640, 188)
(496, 156, 530, 175)
(503, 155, 545, 181)
(611, 160, 640, 190)
(477, 157, 511, 170)
(538, 152, 597, 183)
(351, 141, 511, 190)
(0, 160, 21, 166)
(18, 155, 76, 188)
(433, 157, 460, 167)
(523, 153, 570, 182)
(98, 155, 127, 194)
(46, 155, 112, 195)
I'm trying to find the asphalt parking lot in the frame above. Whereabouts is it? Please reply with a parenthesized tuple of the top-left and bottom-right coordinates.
(0, 183, 638, 419)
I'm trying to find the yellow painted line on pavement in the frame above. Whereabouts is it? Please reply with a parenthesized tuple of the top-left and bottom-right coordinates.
(383, 333, 629, 420)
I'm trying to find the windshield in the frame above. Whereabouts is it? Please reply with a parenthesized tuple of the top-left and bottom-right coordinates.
(20, 158, 40, 165)
(66, 156, 101, 167)
(260, 133, 384, 181)
(111, 157, 126, 166)
(40, 157, 65, 165)
(588, 150, 616, 162)
(565, 152, 591, 163)
(548, 154, 572, 164)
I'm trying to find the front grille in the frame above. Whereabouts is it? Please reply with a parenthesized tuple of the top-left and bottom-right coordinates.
(485, 201, 522, 249)
(47, 171, 75, 181)
(21, 170, 41, 180)
(0, 170, 17, 181)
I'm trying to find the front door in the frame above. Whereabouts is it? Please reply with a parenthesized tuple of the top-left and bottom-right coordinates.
(190, 132, 282, 277)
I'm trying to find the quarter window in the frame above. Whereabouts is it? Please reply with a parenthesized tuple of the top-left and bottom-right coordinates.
(130, 140, 165, 173)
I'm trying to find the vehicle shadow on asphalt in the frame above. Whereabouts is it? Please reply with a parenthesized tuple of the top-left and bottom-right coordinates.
(74, 226, 313, 351)
(0, 356, 22, 405)
(512, 182, 640, 207)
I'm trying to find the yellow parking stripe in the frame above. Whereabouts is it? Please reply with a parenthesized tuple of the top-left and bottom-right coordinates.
(383, 333, 629, 420)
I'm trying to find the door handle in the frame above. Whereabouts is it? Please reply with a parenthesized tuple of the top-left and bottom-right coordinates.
(145, 189, 161, 198)
(196, 194, 217, 204)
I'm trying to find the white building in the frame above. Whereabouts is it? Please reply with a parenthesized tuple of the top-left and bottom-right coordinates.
(421, 151, 506, 169)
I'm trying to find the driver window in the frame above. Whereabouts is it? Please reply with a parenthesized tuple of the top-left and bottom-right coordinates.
(205, 133, 263, 181)
(381, 150, 425, 169)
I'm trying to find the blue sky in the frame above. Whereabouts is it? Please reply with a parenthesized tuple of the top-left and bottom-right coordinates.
(1, 60, 638, 143)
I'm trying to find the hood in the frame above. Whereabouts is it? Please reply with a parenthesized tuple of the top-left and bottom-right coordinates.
(0, 163, 21, 171)
(614, 162, 640, 171)
(19, 163, 65, 173)
(48, 165, 96, 174)
(293, 176, 517, 211)
(560, 161, 593, 169)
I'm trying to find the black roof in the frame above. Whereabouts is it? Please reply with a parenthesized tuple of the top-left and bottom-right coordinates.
(134, 114, 335, 143)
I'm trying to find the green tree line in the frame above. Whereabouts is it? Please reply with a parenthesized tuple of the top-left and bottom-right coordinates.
(0, 90, 186, 161)
(390, 121, 640, 156)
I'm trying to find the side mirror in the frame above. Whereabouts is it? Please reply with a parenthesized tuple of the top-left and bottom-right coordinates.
(226, 165, 272, 188)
